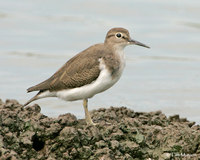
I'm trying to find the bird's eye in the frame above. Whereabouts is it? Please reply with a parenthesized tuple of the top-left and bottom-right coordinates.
(116, 33, 122, 38)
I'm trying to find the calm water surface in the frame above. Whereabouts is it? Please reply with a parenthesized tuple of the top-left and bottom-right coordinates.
(0, 0, 200, 123)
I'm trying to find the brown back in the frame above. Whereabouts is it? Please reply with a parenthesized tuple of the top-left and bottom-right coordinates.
(27, 44, 105, 92)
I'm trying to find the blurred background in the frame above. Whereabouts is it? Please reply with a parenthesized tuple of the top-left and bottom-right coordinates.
(0, 0, 200, 123)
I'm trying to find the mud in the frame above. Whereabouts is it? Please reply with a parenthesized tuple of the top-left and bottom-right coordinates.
(0, 99, 200, 160)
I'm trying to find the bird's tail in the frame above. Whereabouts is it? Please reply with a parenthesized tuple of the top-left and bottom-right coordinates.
(24, 94, 39, 107)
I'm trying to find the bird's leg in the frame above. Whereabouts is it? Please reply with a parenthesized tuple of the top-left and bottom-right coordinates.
(83, 99, 95, 125)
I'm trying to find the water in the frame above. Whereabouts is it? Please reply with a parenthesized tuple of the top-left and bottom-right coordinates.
(0, 0, 200, 123)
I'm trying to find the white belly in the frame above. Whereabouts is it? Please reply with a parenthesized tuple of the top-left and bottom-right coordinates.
(56, 58, 125, 101)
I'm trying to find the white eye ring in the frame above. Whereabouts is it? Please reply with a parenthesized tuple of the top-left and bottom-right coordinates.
(115, 33, 122, 38)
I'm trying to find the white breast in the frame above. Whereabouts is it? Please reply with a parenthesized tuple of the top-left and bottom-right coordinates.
(56, 53, 125, 101)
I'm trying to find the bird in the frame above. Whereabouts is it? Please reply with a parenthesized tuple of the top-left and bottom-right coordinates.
(24, 27, 150, 125)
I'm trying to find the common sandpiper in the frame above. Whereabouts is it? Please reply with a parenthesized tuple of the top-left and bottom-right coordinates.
(24, 27, 150, 125)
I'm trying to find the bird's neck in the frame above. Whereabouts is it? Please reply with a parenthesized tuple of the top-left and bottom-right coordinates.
(105, 42, 126, 54)
(104, 43, 126, 70)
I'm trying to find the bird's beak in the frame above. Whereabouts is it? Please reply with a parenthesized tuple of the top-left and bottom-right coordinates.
(128, 39, 150, 48)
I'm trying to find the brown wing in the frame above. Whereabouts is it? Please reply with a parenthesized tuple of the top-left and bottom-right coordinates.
(27, 45, 103, 92)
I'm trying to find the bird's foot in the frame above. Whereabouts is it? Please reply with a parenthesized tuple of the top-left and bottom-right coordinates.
(86, 119, 97, 126)
(86, 120, 112, 126)
(105, 122, 112, 125)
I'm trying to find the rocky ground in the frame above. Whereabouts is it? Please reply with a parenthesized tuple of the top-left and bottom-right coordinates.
(0, 99, 200, 160)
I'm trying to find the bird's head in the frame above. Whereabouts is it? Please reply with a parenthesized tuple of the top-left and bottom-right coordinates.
(104, 27, 150, 50)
